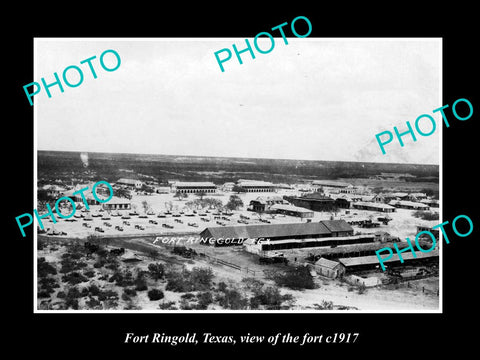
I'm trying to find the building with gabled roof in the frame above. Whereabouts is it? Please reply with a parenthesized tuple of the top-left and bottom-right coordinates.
(199, 220, 372, 249)
(270, 204, 314, 218)
(313, 258, 344, 279)
(117, 178, 143, 189)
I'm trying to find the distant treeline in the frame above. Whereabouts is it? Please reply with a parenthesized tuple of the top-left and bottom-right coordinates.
(37, 151, 439, 185)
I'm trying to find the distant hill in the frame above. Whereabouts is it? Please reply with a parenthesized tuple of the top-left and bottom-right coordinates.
(37, 150, 439, 185)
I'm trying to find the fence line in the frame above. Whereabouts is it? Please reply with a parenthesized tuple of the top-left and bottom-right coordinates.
(200, 252, 257, 276)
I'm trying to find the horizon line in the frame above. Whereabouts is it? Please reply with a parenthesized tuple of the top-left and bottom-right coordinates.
(37, 148, 440, 167)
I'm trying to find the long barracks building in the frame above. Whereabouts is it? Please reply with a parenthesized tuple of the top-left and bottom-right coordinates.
(199, 220, 376, 248)
(173, 181, 217, 194)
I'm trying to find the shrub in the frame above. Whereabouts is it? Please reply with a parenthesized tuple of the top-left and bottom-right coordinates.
(88, 284, 101, 296)
(103, 300, 118, 309)
(273, 266, 315, 290)
(165, 272, 191, 292)
(217, 281, 228, 293)
(105, 263, 119, 271)
(39, 277, 59, 288)
(148, 263, 165, 281)
(190, 267, 213, 291)
(124, 304, 142, 310)
(38, 290, 52, 298)
(98, 290, 118, 301)
(57, 291, 66, 299)
(147, 289, 165, 301)
(217, 289, 248, 310)
(86, 297, 102, 309)
(124, 288, 137, 296)
(135, 279, 148, 291)
(121, 293, 131, 302)
(241, 277, 264, 293)
(313, 300, 334, 310)
(84, 270, 96, 278)
(249, 286, 291, 310)
(62, 272, 88, 285)
(65, 298, 79, 310)
(159, 301, 177, 310)
(96, 249, 109, 258)
(38, 259, 57, 277)
(179, 298, 194, 310)
(412, 210, 439, 221)
(181, 293, 196, 300)
(93, 261, 105, 269)
(196, 292, 213, 310)
(60, 259, 77, 274)
(66, 286, 83, 299)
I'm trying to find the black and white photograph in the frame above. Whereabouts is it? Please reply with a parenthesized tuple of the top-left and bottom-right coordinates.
(8, 6, 478, 355)
(34, 38, 441, 312)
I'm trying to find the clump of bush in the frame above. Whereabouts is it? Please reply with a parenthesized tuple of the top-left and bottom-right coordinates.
(196, 292, 213, 310)
(147, 289, 165, 301)
(83, 270, 96, 278)
(159, 301, 177, 310)
(165, 267, 214, 293)
(98, 289, 118, 301)
(86, 297, 102, 309)
(313, 300, 334, 310)
(412, 210, 439, 221)
(62, 271, 88, 285)
(148, 263, 165, 281)
(181, 293, 195, 300)
(249, 286, 293, 310)
(271, 266, 315, 290)
(124, 288, 137, 297)
(38, 258, 57, 277)
(88, 284, 101, 296)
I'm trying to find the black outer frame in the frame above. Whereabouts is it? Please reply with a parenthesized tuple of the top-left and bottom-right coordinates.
(7, 5, 478, 356)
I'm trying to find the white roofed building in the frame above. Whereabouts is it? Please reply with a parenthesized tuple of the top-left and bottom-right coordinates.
(173, 181, 217, 194)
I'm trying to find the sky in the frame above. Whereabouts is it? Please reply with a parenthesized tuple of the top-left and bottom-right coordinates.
(35, 38, 441, 164)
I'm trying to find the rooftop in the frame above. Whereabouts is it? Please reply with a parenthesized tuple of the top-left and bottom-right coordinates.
(322, 219, 354, 233)
(175, 182, 216, 187)
(295, 192, 335, 201)
(251, 196, 284, 204)
(237, 180, 274, 187)
(388, 200, 430, 207)
(270, 204, 314, 213)
(201, 221, 354, 240)
(353, 201, 396, 209)
(315, 257, 341, 269)
(117, 178, 142, 184)
(339, 249, 439, 267)
(312, 180, 351, 188)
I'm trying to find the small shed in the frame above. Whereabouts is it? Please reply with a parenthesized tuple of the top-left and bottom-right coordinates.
(313, 257, 344, 279)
